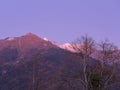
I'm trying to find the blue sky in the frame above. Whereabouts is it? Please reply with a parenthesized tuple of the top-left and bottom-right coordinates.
(0, 0, 120, 46)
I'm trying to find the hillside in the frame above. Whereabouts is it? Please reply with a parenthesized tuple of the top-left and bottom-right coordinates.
(0, 33, 120, 90)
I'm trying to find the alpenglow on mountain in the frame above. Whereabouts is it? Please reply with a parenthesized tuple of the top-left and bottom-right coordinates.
(0, 33, 120, 90)
(3, 33, 75, 52)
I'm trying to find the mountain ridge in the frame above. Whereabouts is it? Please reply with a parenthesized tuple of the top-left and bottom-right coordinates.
(0, 33, 75, 52)
(0, 33, 120, 90)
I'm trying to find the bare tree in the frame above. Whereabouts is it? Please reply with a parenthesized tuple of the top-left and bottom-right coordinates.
(29, 59, 39, 90)
(72, 35, 95, 55)
(71, 35, 95, 90)
(70, 36, 120, 90)
(97, 39, 119, 89)
(98, 39, 118, 64)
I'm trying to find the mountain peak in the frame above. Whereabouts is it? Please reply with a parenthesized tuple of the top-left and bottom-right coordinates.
(21, 32, 41, 39)
(24, 32, 38, 37)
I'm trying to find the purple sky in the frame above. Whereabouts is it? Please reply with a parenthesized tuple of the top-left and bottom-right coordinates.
(0, 0, 120, 46)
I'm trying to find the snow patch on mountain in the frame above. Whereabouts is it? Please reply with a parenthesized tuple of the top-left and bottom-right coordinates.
(43, 37, 49, 41)
(58, 43, 77, 52)
(5, 37, 15, 41)
(42, 38, 77, 52)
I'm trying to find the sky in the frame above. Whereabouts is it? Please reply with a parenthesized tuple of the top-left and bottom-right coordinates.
(0, 0, 120, 46)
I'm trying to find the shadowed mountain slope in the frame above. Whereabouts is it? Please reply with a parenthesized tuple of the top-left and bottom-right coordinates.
(0, 33, 119, 90)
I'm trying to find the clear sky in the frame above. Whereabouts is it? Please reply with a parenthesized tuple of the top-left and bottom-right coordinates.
(0, 0, 120, 46)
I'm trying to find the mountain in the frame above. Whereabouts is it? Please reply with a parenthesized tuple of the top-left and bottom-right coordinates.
(41, 37, 77, 52)
(0, 33, 120, 90)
